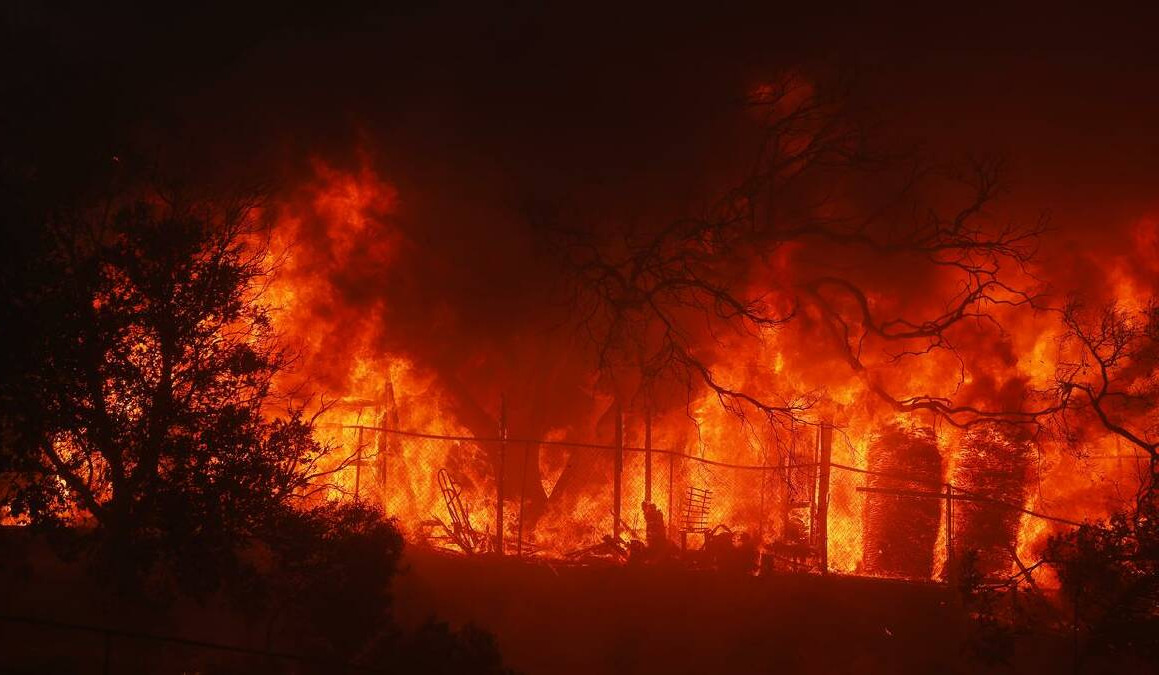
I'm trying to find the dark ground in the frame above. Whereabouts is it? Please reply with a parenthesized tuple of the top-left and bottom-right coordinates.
(396, 549, 1031, 675)
(1, 531, 1073, 674)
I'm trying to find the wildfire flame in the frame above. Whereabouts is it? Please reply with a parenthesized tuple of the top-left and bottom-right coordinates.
(258, 155, 1152, 583)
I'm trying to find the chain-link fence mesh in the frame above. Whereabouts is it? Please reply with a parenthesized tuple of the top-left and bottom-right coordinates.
(826, 464, 866, 575)
(316, 423, 1077, 584)
(520, 441, 615, 557)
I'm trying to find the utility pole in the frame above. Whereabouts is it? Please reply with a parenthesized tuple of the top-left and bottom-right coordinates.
(517, 441, 530, 557)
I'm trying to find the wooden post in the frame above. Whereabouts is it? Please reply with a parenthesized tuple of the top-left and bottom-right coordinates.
(613, 403, 623, 540)
(496, 395, 507, 556)
(815, 423, 833, 573)
(644, 408, 653, 504)
(517, 442, 530, 557)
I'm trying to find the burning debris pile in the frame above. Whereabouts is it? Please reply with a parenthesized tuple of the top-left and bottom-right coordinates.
(863, 425, 944, 579)
(952, 423, 1036, 577)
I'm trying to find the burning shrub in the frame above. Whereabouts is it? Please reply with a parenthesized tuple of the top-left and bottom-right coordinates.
(952, 423, 1036, 578)
(863, 424, 943, 578)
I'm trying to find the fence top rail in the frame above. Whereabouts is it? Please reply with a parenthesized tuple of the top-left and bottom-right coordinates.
(320, 424, 1092, 528)
(317, 423, 794, 471)
(830, 462, 1086, 527)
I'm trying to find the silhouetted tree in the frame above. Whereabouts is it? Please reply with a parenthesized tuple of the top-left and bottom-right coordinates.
(1045, 498, 1159, 671)
(0, 173, 514, 673)
(1042, 298, 1159, 670)
(0, 181, 340, 587)
(552, 72, 1048, 430)
(1052, 297, 1159, 501)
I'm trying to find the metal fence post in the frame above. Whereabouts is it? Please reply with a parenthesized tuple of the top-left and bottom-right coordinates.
(758, 441, 768, 544)
(354, 425, 364, 502)
(517, 441, 530, 557)
(496, 395, 507, 556)
(815, 423, 832, 574)
(613, 403, 623, 540)
(945, 482, 954, 583)
(644, 408, 652, 504)
(668, 453, 675, 539)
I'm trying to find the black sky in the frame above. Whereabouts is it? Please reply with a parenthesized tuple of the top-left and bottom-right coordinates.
(3, 2, 1158, 434)
(5, 3, 1158, 214)
(4, 3, 1158, 371)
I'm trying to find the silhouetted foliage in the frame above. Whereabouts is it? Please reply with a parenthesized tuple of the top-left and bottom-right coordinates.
(1046, 500, 1159, 669)
(955, 549, 1019, 667)
(1052, 297, 1159, 500)
(0, 175, 513, 673)
(0, 182, 334, 589)
(393, 619, 510, 675)
(258, 501, 404, 660)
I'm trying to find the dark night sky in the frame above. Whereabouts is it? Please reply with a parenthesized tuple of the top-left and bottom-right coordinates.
(5, 3, 1158, 213)
(4, 3, 1158, 368)
(2, 1, 1158, 437)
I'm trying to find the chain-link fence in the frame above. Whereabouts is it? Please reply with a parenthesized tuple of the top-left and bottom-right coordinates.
(317, 421, 1082, 584)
